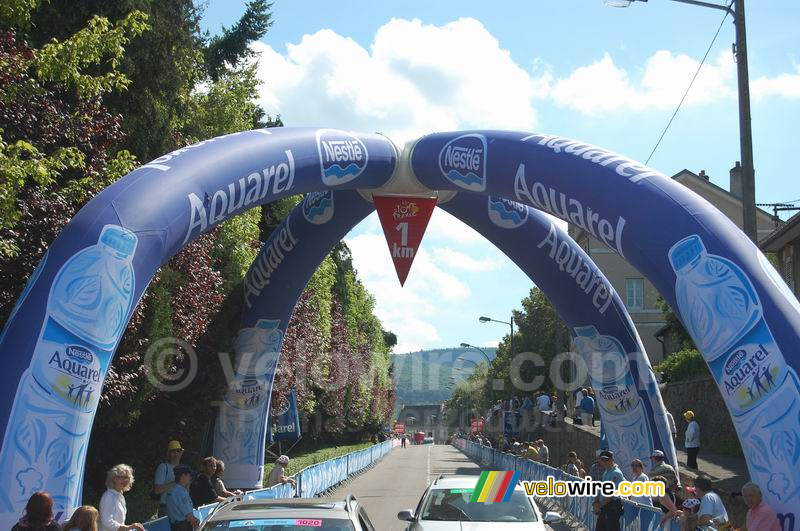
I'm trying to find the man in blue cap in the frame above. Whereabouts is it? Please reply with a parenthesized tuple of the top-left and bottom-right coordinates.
(593, 450, 624, 531)
(166, 466, 199, 531)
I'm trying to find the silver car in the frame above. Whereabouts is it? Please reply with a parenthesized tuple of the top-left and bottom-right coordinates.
(398, 475, 562, 530)
(200, 495, 376, 530)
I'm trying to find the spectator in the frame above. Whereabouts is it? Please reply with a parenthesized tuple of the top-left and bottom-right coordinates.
(665, 409, 677, 441)
(684, 411, 700, 470)
(536, 392, 551, 411)
(166, 466, 199, 531)
(553, 394, 567, 421)
(587, 387, 597, 426)
(679, 498, 701, 530)
(190, 457, 226, 507)
(562, 451, 580, 477)
(99, 464, 145, 531)
(211, 459, 242, 498)
(650, 475, 680, 525)
(520, 395, 534, 411)
(574, 459, 587, 479)
(12, 492, 60, 531)
(523, 442, 539, 462)
(649, 450, 678, 490)
(573, 387, 585, 417)
(593, 450, 624, 531)
(266, 455, 297, 488)
(492, 400, 502, 414)
(691, 477, 729, 529)
(629, 459, 652, 506)
(154, 440, 184, 518)
(533, 439, 549, 465)
(580, 392, 595, 427)
(740, 482, 781, 531)
(589, 451, 605, 481)
(63, 506, 99, 531)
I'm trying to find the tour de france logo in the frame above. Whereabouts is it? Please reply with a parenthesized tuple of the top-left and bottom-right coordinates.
(438, 133, 487, 192)
(316, 129, 369, 187)
(392, 200, 420, 220)
(302, 190, 335, 225)
(487, 196, 528, 229)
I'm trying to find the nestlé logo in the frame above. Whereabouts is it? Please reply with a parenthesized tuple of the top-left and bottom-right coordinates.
(438, 134, 487, 192)
(317, 129, 368, 186)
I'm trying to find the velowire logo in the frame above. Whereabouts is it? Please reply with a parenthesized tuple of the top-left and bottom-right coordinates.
(470, 471, 520, 502)
(439, 134, 487, 192)
(317, 129, 368, 186)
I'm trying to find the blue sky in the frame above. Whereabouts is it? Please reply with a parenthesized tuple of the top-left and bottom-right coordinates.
(202, 1, 800, 353)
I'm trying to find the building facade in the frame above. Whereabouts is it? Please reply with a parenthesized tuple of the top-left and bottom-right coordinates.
(760, 211, 800, 299)
(568, 165, 778, 364)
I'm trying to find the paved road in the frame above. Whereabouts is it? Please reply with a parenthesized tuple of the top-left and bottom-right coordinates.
(328, 444, 572, 530)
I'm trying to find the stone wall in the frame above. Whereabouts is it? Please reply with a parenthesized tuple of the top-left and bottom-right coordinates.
(661, 377, 742, 456)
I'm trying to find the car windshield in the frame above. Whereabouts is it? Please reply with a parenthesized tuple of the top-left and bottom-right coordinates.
(420, 488, 538, 522)
(204, 518, 355, 530)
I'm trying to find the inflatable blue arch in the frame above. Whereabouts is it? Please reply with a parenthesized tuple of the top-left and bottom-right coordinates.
(0, 128, 798, 528)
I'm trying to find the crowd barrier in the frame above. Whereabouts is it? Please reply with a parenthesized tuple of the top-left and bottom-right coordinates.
(454, 438, 680, 530)
(144, 439, 398, 530)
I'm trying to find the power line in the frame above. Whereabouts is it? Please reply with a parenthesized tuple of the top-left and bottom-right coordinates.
(646, 2, 733, 165)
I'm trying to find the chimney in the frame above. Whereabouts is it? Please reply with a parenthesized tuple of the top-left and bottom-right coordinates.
(730, 162, 743, 199)
(698, 170, 708, 180)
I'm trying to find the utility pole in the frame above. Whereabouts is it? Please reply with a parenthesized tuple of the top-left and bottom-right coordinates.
(734, 0, 757, 243)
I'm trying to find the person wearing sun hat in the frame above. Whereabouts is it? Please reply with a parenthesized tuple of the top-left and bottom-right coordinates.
(683, 411, 700, 470)
(154, 440, 184, 517)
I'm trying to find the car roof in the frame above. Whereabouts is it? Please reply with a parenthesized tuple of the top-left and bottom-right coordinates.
(207, 498, 351, 522)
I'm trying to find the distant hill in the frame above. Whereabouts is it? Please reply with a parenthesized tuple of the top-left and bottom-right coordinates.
(392, 347, 497, 408)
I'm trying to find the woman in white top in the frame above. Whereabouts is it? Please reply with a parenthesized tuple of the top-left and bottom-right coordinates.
(99, 464, 145, 531)
(629, 459, 653, 506)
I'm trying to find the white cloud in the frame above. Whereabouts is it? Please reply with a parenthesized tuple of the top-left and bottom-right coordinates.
(345, 232, 471, 351)
(253, 18, 540, 143)
(551, 51, 735, 113)
(425, 207, 487, 245)
(433, 247, 500, 272)
(752, 67, 800, 100)
(253, 18, 799, 135)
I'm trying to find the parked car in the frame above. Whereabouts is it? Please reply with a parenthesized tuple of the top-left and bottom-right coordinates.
(199, 495, 376, 530)
(397, 474, 561, 530)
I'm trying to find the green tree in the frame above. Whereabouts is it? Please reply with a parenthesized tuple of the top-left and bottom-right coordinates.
(204, 0, 272, 81)
(485, 287, 566, 404)
(655, 296, 697, 351)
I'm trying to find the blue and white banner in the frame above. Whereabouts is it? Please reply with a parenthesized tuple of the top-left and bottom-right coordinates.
(213, 190, 376, 488)
(0, 128, 396, 523)
(4, 127, 800, 527)
(274, 389, 301, 442)
(440, 194, 677, 479)
(415, 131, 800, 525)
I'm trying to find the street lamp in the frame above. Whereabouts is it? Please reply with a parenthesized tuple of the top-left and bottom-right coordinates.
(479, 315, 515, 354)
(605, 0, 757, 242)
(459, 342, 494, 404)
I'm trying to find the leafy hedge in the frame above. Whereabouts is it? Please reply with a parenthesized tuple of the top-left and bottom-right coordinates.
(655, 348, 710, 383)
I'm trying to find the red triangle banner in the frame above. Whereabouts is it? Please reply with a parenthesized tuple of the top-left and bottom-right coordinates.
(373, 195, 438, 286)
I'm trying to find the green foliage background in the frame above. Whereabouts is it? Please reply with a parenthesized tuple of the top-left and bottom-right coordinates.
(0, 0, 394, 521)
